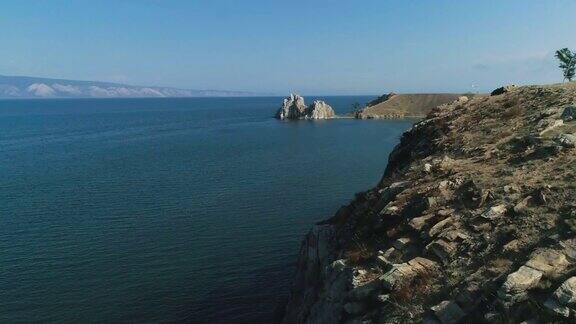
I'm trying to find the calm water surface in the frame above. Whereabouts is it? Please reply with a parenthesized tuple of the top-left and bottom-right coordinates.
(0, 97, 414, 323)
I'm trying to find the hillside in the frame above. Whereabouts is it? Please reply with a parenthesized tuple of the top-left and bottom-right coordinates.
(281, 84, 576, 323)
(0, 75, 261, 98)
(356, 93, 473, 119)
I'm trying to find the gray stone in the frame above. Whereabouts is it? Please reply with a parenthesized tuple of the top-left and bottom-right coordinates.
(409, 214, 436, 231)
(376, 255, 393, 271)
(348, 280, 381, 301)
(392, 237, 412, 251)
(429, 217, 453, 237)
(481, 204, 507, 220)
(376, 294, 390, 303)
(431, 300, 466, 324)
(539, 119, 564, 135)
(331, 259, 347, 272)
(501, 265, 543, 294)
(553, 277, 576, 305)
(379, 263, 416, 290)
(544, 297, 570, 317)
(525, 249, 569, 278)
(555, 133, 576, 148)
(562, 105, 576, 121)
(426, 239, 457, 263)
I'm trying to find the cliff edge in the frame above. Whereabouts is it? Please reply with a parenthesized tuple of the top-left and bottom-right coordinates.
(282, 83, 576, 323)
(356, 93, 471, 119)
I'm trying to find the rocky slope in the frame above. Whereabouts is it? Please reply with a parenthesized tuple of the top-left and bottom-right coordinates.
(276, 94, 336, 120)
(281, 83, 576, 323)
(356, 93, 471, 119)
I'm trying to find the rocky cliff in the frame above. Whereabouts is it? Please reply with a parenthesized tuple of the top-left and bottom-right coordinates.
(276, 94, 335, 120)
(281, 83, 576, 323)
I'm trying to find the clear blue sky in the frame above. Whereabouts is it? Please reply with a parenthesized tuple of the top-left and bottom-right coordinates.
(2, 0, 576, 94)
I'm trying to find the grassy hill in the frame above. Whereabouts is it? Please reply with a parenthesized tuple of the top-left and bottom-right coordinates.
(356, 93, 474, 118)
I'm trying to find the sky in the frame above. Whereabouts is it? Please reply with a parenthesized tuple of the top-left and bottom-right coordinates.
(1, 0, 576, 95)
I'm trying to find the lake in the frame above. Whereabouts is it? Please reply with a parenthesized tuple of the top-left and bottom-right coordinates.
(0, 96, 414, 323)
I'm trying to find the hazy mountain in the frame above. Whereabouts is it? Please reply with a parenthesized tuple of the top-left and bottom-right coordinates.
(0, 75, 263, 98)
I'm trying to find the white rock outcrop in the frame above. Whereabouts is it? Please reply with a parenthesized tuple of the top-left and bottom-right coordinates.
(275, 94, 335, 120)
(307, 100, 335, 119)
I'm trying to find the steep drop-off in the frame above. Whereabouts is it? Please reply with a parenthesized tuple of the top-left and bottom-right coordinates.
(282, 84, 576, 323)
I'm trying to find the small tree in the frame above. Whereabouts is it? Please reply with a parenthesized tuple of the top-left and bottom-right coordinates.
(555, 48, 576, 82)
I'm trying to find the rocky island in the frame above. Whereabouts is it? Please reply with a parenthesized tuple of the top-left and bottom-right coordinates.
(275, 94, 336, 120)
(280, 83, 576, 323)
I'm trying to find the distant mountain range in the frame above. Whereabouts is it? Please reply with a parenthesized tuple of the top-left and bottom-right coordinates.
(0, 75, 263, 98)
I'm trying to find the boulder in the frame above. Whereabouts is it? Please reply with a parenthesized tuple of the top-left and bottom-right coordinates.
(544, 277, 576, 317)
(525, 249, 569, 278)
(555, 133, 576, 148)
(379, 263, 417, 290)
(431, 300, 466, 324)
(553, 277, 576, 305)
(481, 204, 507, 220)
(561, 105, 576, 121)
(499, 265, 542, 300)
(426, 239, 457, 263)
(392, 237, 413, 251)
(491, 85, 516, 96)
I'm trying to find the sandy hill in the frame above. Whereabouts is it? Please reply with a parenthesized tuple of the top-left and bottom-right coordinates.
(357, 93, 473, 119)
(281, 83, 576, 323)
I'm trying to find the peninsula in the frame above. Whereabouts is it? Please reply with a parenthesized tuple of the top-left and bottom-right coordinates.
(280, 83, 576, 323)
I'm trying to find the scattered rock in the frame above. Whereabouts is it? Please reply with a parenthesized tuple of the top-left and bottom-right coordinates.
(375, 294, 390, 303)
(555, 133, 576, 148)
(539, 119, 564, 136)
(379, 263, 417, 290)
(544, 277, 576, 317)
(481, 204, 507, 220)
(431, 300, 466, 324)
(407, 257, 439, 274)
(376, 255, 393, 271)
(491, 84, 516, 96)
(426, 239, 457, 263)
(392, 237, 413, 251)
(513, 196, 533, 213)
(348, 280, 381, 301)
(553, 277, 576, 305)
(499, 265, 543, 302)
(332, 259, 347, 272)
(561, 105, 576, 121)
(429, 217, 454, 237)
(409, 214, 437, 231)
(525, 249, 569, 278)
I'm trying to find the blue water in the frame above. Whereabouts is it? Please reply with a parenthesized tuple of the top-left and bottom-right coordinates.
(0, 97, 413, 323)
